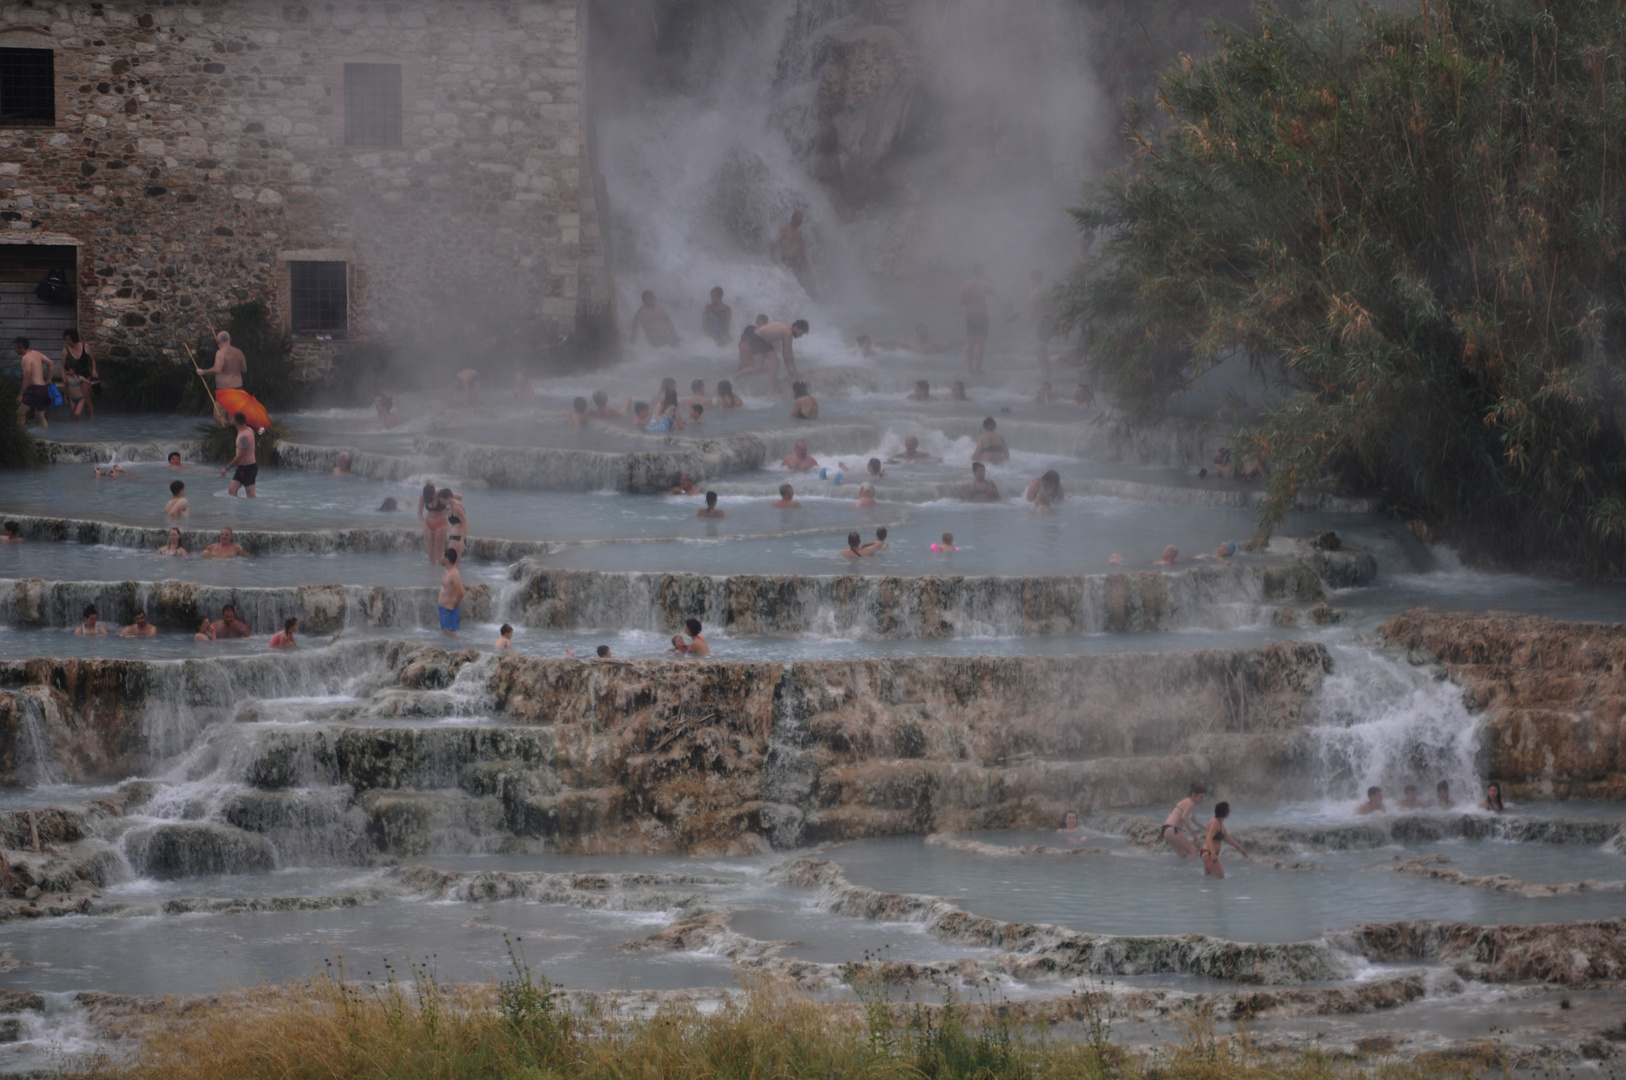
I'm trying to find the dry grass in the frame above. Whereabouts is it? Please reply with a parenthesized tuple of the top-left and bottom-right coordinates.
(65, 951, 1469, 1080)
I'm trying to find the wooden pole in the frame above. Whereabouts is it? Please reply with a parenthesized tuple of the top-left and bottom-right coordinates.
(183, 341, 227, 426)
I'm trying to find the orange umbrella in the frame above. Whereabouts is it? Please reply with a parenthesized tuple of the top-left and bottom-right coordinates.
(216, 389, 271, 431)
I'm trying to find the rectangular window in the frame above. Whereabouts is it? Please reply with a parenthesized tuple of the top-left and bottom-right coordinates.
(344, 62, 401, 147)
(289, 261, 348, 336)
(0, 48, 54, 127)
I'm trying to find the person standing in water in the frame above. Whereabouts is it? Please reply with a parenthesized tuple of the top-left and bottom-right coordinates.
(1201, 802, 1249, 877)
(755, 320, 810, 393)
(219, 411, 258, 498)
(701, 287, 733, 346)
(958, 264, 994, 375)
(200, 331, 246, 390)
(972, 417, 1009, 463)
(438, 548, 465, 638)
(418, 484, 451, 566)
(771, 210, 811, 291)
(61, 329, 98, 420)
(1161, 784, 1206, 858)
(14, 337, 53, 428)
(630, 291, 680, 347)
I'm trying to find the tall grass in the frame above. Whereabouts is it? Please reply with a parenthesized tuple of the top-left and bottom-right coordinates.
(1060, 0, 1626, 573)
(68, 949, 1456, 1080)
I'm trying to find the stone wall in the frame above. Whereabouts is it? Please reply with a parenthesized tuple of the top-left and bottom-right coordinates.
(0, 0, 610, 373)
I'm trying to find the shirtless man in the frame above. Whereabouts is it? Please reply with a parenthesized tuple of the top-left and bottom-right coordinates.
(958, 265, 994, 375)
(958, 462, 999, 502)
(165, 480, 189, 518)
(754, 320, 809, 394)
(629, 291, 679, 347)
(1160, 784, 1207, 858)
(1355, 786, 1386, 814)
(438, 548, 466, 638)
(684, 617, 711, 656)
(972, 417, 1009, 464)
(451, 369, 483, 406)
(587, 390, 627, 419)
(888, 436, 939, 463)
(74, 605, 108, 636)
(201, 527, 249, 559)
(770, 210, 809, 290)
(167, 452, 187, 469)
(701, 288, 733, 346)
(1200, 801, 1249, 878)
(213, 604, 252, 638)
(697, 491, 725, 518)
(119, 611, 157, 638)
(14, 337, 53, 428)
(839, 531, 869, 559)
(781, 440, 818, 472)
(200, 331, 246, 390)
(771, 483, 802, 509)
(790, 381, 818, 420)
(219, 411, 258, 497)
(738, 315, 773, 374)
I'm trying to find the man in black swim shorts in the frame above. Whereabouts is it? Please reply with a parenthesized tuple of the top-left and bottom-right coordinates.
(737, 315, 774, 375)
(219, 410, 259, 498)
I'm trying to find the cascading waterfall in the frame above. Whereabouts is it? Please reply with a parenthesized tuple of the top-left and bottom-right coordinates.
(1305, 646, 1484, 801)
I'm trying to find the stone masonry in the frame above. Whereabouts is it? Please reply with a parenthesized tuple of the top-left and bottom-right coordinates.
(0, 0, 611, 373)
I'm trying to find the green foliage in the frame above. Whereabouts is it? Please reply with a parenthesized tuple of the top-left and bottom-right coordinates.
(196, 419, 289, 466)
(1061, 0, 1626, 572)
(97, 350, 213, 416)
(0, 377, 39, 469)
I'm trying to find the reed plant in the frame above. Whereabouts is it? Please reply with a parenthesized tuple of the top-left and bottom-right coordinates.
(67, 947, 1460, 1080)
(1059, 0, 1626, 573)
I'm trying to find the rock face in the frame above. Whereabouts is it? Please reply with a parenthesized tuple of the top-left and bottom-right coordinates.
(818, 26, 921, 200)
(1379, 610, 1626, 799)
(507, 561, 1328, 638)
(0, 642, 1332, 856)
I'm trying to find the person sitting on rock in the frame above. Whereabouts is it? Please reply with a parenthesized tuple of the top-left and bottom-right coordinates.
(1355, 786, 1386, 814)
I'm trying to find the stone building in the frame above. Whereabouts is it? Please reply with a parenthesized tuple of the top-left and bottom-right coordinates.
(0, 0, 611, 375)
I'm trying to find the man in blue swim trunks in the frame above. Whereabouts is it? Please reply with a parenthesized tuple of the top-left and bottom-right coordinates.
(438, 548, 465, 637)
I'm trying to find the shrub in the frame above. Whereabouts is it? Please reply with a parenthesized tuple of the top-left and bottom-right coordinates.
(97, 350, 213, 415)
(1059, 0, 1626, 573)
(0, 376, 39, 469)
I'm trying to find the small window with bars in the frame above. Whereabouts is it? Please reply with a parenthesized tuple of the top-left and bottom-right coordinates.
(344, 62, 402, 147)
(289, 261, 348, 336)
(0, 48, 55, 127)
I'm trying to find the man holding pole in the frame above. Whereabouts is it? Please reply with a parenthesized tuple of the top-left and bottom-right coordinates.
(199, 331, 246, 390)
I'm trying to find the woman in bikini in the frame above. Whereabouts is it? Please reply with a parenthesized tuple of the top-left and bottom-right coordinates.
(446, 513, 467, 560)
(1161, 783, 1207, 858)
(1200, 801, 1250, 878)
(61, 329, 98, 420)
(418, 483, 450, 565)
(157, 527, 188, 557)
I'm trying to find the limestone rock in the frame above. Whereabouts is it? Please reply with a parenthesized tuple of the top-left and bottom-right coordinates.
(818, 25, 921, 200)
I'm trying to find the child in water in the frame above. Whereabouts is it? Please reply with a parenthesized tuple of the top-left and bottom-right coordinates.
(1201, 801, 1249, 877)
(931, 531, 959, 554)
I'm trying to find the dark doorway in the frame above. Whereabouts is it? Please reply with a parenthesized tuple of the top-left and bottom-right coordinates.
(0, 243, 77, 355)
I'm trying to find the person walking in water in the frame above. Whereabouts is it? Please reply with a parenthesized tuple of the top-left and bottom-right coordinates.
(14, 337, 54, 428)
(219, 411, 258, 497)
(958, 264, 994, 375)
(200, 330, 246, 390)
(1200, 801, 1249, 877)
(770, 210, 810, 292)
(701, 287, 733, 346)
(61, 329, 98, 420)
(438, 548, 466, 638)
(1161, 784, 1207, 858)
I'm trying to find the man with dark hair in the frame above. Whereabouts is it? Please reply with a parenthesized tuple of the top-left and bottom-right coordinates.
(753, 319, 809, 393)
(697, 491, 725, 519)
(595, 644, 612, 658)
(684, 617, 710, 656)
(2, 522, 19, 543)
(119, 611, 157, 638)
(14, 337, 53, 428)
(213, 604, 251, 638)
(219, 411, 258, 498)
